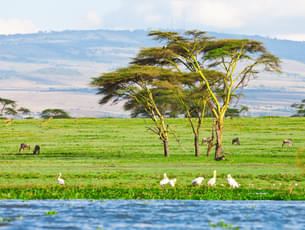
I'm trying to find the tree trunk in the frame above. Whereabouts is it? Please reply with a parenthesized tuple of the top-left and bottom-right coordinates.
(194, 134, 200, 157)
(163, 139, 169, 157)
(207, 142, 213, 156)
(206, 119, 215, 156)
(215, 118, 224, 160)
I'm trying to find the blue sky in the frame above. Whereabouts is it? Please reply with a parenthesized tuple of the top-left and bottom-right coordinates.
(1, 0, 305, 41)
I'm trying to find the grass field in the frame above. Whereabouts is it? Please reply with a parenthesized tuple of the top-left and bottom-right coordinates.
(0, 117, 304, 199)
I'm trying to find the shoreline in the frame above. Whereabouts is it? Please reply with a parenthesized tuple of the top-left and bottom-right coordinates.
(0, 186, 304, 200)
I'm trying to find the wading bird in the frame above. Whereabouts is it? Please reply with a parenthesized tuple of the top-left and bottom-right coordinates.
(207, 170, 216, 186)
(169, 178, 177, 187)
(58, 173, 65, 185)
(160, 173, 169, 186)
(227, 174, 240, 188)
(192, 177, 204, 186)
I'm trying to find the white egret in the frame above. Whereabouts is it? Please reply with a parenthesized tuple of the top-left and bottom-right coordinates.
(207, 170, 216, 186)
(57, 173, 65, 185)
(169, 178, 177, 187)
(227, 174, 240, 188)
(192, 177, 204, 186)
(160, 173, 169, 186)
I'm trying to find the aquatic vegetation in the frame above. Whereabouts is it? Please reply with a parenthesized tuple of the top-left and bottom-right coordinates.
(141, 201, 152, 205)
(0, 217, 11, 222)
(45, 211, 57, 215)
(0, 185, 304, 200)
(209, 221, 240, 229)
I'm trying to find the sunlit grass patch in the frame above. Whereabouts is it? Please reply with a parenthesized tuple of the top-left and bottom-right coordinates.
(0, 117, 304, 199)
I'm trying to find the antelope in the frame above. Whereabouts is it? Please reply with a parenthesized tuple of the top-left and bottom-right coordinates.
(19, 143, 30, 152)
(282, 139, 293, 147)
(232, 137, 240, 145)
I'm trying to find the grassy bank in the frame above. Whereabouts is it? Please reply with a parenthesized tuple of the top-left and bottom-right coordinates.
(0, 185, 304, 200)
(0, 117, 304, 199)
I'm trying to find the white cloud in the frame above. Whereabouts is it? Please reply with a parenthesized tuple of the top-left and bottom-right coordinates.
(169, 0, 305, 29)
(275, 34, 305, 42)
(78, 12, 102, 29)
(86, 12, 102, 25)
(170, 0, 244, 29)
(0, 18, 37, 35)
(1, 0, 305, 40)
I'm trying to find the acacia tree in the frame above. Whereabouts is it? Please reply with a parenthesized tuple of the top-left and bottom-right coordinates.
(225, 105, 249, 118)
(41, 109, 71, 119)
(169, 84, 208, 157)
(132, 30, 281, 160)
(18, 107, 32, 119)
(91, 65, 183, 157)
(4, 107, 17, 116)
(160, 70, 224, 157)
(124, 88, 183, 118)
(291, 99, 305, 117)
(0, 98, 16, 116)
(120, 69, 223, 157)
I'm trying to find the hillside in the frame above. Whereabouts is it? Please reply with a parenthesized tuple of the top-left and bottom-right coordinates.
(0, 29, 304, 117)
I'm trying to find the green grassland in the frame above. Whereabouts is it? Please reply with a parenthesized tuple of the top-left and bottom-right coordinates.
(0, 117, 304, 199)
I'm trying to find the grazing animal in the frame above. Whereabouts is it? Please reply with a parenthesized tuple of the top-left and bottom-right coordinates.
(19, 143, 30, 152)
(192, 177, 204, 186)
(160, 173, 170, 186)
(33, 145, 40, 154)
(232, 137, 240, 145)
(282, 139, 293, 147)
(5, 119, 12, 126)
(207, 170, 217, 186)
(201, 137, 212, 144)
(227, 174, 240, 188)
(169, 178, 177, 187)
(57, 173, 65, 185)
(215, 156, 226, 161)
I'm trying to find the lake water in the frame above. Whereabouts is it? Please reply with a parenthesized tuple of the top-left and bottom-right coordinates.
(0, 200, 305, 229)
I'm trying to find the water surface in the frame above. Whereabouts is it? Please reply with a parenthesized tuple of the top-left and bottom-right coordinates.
(0, 200, 304, 229)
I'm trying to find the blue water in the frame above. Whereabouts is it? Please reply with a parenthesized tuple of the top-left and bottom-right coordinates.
(0, 200, 304, 229)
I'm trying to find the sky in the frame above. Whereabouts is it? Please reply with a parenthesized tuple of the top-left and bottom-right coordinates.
(0, 0, 305, 41)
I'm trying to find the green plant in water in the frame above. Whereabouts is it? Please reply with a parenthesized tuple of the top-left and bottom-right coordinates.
(141, 201, 152, 205)
(209, 221, 240, 229)
(0, 217, 11, 222)
(45, 211, 57, 215)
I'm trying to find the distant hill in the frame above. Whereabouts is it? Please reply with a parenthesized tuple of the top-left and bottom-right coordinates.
(1, 30, 305, 64)
(0, 29, 304, 117)
(209, 32, 305, 64)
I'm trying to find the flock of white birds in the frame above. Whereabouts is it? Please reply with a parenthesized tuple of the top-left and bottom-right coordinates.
(160, 170, 240, 188)
(57, 170, 240, 188)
